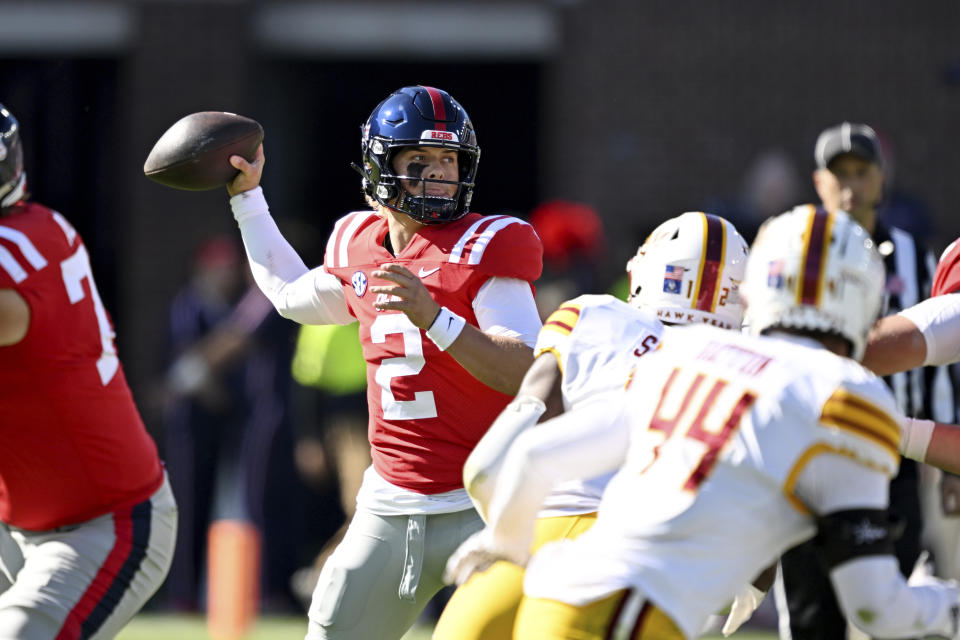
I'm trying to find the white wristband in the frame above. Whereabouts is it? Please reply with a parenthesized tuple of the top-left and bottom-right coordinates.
(230, 185, 269, 224)
(426, 307, 466, 351)
(901, 417, 935, 462)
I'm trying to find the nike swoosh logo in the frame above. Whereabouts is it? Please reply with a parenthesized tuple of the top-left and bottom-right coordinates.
(418, 267, 440, 278)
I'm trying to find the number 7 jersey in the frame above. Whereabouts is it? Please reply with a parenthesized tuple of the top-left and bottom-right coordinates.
(0, 202, 163, 530)
(323, 210, 542, 494)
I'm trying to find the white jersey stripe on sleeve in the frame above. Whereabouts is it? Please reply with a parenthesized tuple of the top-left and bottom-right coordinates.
(325, 214, 353, 268)
(0, 245, 28, 282)
(449, 216, 499, 263)
(466, 218, 529, 266)
(337, 211, 376, 268)
(0, 225, 48, 270)
(51, 211, 78, 245)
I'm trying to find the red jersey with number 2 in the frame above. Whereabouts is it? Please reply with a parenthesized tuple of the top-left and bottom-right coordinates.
(0, 202, 163, 530)
(324, 211, 543, 494)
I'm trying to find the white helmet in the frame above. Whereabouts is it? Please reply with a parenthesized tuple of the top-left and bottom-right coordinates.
(742, 205, 885, 361)
(626, 212, 748, 330)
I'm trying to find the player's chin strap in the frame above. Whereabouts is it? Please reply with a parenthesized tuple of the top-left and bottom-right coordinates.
(462, 395, 547, 522)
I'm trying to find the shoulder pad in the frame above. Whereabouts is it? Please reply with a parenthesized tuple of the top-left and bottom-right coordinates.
(324, 211, 379, 270)
(933, 238, 960, 296)
(0, 214, 50, 285)
(446, 215, 542, 281)
(817, 380, 901, 474)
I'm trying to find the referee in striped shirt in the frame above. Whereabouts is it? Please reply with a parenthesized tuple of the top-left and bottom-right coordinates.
(775, 122, 955, 640)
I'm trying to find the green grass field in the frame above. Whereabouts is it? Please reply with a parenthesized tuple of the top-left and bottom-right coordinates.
(116, 614, 779, 639)
(116, 616, 436, 640)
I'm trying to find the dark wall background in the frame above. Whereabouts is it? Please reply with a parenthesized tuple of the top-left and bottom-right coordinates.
(2, 0, 959, 437)
(542, 0, 960, 275)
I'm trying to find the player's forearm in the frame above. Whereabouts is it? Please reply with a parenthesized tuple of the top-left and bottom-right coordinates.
(899, 416, 960, 474)
(463, 395, 547, 521)
(831, 555, 959, 638)
(444, 328, 534, 395)
(862, 314, 926, 376)
(487, 403, 628, 548)
(230, 187, 352, 325)
(923, 423, 960, 475)
(867, 293, 960, 373)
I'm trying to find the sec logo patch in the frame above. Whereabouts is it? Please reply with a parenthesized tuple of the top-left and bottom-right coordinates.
(352, 271, 368, 297)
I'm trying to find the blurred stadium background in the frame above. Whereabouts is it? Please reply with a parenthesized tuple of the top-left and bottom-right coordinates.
(3, 0, 959, 637)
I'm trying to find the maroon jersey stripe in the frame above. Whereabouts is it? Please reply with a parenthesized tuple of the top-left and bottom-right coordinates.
(555, 305, 582, 317)
(545, 319, 575, 333)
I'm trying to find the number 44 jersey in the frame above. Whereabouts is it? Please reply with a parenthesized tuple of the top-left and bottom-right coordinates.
(524, 323, 901, 639)
(323, 210, 543, 495)
(0, 202, 163, 530)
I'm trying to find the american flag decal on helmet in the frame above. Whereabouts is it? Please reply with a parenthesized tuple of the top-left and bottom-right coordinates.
(663, 265, 685, 294)
(767, 259, 785, 288)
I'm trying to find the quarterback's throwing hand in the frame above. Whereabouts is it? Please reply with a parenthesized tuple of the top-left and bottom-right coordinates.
(371, 264, 441, 329)
(227, 144, 265, 197)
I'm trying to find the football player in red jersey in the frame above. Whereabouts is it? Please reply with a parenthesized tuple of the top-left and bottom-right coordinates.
(0, 103, 177, 638)
(225, 86, 543, 639)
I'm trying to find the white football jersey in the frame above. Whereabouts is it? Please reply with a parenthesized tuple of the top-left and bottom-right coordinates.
(524, 324, 900, 638)
(534, 294, 664, 516)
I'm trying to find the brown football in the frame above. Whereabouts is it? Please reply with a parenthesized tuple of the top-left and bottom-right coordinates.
(143, 111, 263, 191)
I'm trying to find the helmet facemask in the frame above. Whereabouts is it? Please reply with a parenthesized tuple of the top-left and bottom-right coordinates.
(0, 104, 25, 210)
(360, 135, 479, 224)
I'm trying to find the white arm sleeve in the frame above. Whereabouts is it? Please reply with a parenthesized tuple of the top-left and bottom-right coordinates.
(794, 454, 960, 638)
(830, 555, 959, 638)
(898, 293, 960, 366)
(462, 395, 547, 522)
(473, 277, 542, 347)
(230, 187, 354, 325)
(485, 396, 630, 557)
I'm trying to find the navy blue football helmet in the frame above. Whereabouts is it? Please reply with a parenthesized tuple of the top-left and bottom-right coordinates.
(356, 86, 480, 224)
(0, 104, 25, 210)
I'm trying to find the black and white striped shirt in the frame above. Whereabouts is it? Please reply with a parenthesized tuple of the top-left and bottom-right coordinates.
(875, 221, 955, 425)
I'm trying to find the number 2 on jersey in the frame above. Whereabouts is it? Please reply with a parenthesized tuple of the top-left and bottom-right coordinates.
(370, 314, 438, 420)
(648, 368, 756, 490)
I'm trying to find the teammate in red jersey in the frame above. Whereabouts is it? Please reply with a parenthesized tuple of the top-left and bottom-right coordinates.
(225, 86, 543, 639)
(0, 103, 177, 638)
